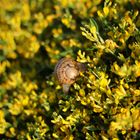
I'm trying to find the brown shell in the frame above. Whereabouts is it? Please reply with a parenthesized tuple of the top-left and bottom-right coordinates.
(54, 58, 80, 85)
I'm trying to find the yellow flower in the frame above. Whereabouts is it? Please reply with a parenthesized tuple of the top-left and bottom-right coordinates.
(21, 1, 31, 21)
(26, 133, 32, 140)
(103, 7, 109, 17)
(77, 50, 91, 63)
(16, 34, 40, 58)
(113, 85, 127, 105)
(79, 89, 85, 97)
(131, 108, 140, 130)
(133, 61, 140, 77)
(23, 82, 38, 93)
(97, 11, 104, 18)
(22, 96, 29, 106)
(112, 138, 119, 140)
(109, 108, 133, 136)
(52, 28, 62, 38)
(6, 71, 23, 89)
(0, 110, 9, 134)
(9, 100, 23, 115)
(0, 31, 17, 59)
(52, 133, 59, 138)
(9, 127, 16, 137)
(111, 62, 132, 78)
(0, 60, 10, 74)
(93, 104, 103, 113)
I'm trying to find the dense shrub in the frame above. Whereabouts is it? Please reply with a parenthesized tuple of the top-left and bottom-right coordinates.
(0, 0, 140, 139)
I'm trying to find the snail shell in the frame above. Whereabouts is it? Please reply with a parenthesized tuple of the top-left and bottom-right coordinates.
(54, 57, 86, 93)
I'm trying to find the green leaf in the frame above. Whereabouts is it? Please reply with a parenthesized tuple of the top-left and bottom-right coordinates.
(0, 55, 6, 62)
(0, 39, 7, 45)
(89, 18, 99, 33)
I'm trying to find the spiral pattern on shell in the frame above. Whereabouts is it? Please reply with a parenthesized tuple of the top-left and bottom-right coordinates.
(54, 58, 80, 85)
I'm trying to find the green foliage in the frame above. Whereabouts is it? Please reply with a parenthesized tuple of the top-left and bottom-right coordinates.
(0, 0, 140, 139)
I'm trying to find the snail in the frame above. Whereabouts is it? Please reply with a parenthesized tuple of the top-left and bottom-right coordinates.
(54, 57, 86, 93)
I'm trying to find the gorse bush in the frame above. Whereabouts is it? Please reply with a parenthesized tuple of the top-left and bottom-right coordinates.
(0, 0, 140, 139)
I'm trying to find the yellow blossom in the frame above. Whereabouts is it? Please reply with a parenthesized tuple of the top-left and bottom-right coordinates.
(9, 100, 23, 115)
(0, 60, 10, 74)
(5, 71, 23, 89)
(0, 110, 9, 134)
(103, 7, 109, 17)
